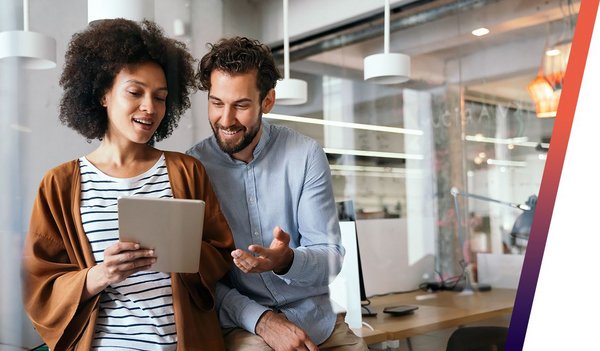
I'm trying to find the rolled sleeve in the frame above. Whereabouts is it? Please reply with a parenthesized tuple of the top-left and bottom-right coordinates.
(216, 282, 271, 333)
(277, 247, 308, 283)
(276, 245, 343, 286)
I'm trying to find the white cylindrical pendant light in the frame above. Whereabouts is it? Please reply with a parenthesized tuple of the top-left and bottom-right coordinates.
(364, 52, 410, 84)
(364, 0, 410, 84)
(0, 30, 56, 69)
(88, 0, 155, 24)
(0, 0, 56, 69)
(276, 78, 308, 105)
(275, 0, 307, 105)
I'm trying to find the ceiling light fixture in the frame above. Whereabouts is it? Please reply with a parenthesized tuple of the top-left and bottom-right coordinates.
(0, 0, 56, 69)
(464, 134, 550, 149)
(88, 0, 154, 24)
(471, 27, 490, 37)
(331, 170, 413, 179)
(527, 39, 569, 119)
(275, 0, 307, 105)
(363, 0, 410, 84)
(323, 147, 423, 160)
(264, 113, 423, 135)
(329, 164, 423, 177)
(486, 159, 527, 167)
(527, 2, 574, 118)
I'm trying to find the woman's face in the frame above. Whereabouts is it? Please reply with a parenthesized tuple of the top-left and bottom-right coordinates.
(101, 61, 168, 145)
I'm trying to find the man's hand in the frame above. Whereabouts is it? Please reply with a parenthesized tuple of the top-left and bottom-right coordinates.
(232, 226, 294, 274)
(255, 311, 318, 351)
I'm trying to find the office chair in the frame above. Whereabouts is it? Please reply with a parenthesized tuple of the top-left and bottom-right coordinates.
(446, 326, 508, 351)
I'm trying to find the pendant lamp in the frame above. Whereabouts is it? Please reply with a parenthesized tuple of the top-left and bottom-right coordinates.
(275, 0, 307, 105)
(0, 0, 56, 69)
(527, 38, 571, 118)
(364, 0, 410, 84)
(88, 0, 154, 24)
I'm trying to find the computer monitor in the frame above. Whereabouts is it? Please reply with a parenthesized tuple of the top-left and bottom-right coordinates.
(336, 200, 376, 316)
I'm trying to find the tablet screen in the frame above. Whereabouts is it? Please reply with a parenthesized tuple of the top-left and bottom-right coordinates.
(118, 197, 205, 273)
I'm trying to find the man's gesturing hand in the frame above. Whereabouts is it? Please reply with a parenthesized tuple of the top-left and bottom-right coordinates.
(255, 311, 319, 351)
(231, 226, 294, 274)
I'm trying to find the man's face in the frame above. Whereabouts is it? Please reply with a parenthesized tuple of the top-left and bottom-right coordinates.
(207, 69, 274, 159)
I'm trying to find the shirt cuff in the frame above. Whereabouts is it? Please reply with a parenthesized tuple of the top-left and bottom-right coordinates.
(240, 303, 271, 334)
(276, 247, 307, 283)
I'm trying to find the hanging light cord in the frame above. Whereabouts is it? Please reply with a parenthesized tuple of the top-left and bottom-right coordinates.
(23, 0, 30, 31)
(384, 0, 390, 54)
(283, 0, 290, 80)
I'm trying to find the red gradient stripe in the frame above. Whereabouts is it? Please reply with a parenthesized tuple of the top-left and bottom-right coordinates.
(506, 1, 599, 349)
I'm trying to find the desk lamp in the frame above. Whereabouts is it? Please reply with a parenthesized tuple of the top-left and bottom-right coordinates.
(450, 187, 533, 293)
(510, 195, 537, 253)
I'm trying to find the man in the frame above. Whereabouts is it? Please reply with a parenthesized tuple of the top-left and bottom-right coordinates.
(187, 37, 368, 351)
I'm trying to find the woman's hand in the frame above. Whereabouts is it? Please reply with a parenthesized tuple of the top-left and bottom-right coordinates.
(83, 241, 156, 300)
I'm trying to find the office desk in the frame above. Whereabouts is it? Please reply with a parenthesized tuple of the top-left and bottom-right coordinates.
(351, 288, 517, 345)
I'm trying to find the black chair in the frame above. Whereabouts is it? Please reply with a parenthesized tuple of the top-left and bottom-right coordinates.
(446, 326, 508, 351)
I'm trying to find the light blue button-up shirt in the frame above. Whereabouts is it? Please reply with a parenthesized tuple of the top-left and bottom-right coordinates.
(187, 122, 344, 344)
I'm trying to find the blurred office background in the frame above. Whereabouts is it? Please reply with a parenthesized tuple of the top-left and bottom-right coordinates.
(0, 0, 577, 349)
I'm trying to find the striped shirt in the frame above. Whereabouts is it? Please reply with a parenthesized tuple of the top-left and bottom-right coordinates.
(79, 154, 177, 350)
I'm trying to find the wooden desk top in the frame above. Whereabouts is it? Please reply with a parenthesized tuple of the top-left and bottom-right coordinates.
(351, 288, 517, 344)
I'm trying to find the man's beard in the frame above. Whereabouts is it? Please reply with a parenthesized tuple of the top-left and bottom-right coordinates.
(212, 113, 262, 155)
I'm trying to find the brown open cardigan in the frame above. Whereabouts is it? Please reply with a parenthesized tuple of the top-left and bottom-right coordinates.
(22, 151, 234, 350)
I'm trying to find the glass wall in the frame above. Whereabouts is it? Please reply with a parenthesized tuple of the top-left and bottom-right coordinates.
(265, 0, 578, 286)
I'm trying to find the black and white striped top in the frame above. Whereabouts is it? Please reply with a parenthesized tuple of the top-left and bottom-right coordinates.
(79, 154, 177, 350)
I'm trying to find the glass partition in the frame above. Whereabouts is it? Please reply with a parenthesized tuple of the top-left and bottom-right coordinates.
(265, 0, 578, 285)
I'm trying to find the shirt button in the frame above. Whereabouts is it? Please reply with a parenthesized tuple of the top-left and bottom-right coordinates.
(249, 196, 255, 203)
(253, 231, 259, 237)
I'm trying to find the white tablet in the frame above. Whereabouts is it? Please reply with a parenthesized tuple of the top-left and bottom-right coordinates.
(118, 196, 205, 273)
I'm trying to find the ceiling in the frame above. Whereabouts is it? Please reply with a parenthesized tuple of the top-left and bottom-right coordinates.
(283, 0, 579, 103)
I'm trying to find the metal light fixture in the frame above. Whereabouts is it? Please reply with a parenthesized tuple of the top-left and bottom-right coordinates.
(528, 2, 574, 119)
(275, 0, 307, 105)
(363, 0, 410, 84)
(88, 0, 155, 24)
(0, 0, 56, 69)
(527, 73, 559, 118)
(510, 195, 537, 253)
(527, 40, 570, 119)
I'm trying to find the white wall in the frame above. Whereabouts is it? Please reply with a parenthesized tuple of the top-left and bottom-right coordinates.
(356, 218, 435, 296)
(2, 0, 92, 347)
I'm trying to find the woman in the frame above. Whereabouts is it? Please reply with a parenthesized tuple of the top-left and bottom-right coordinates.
(22, 19, 233, 350)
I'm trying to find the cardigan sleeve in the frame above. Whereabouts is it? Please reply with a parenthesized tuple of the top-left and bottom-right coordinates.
(169, 152, 234, 310)
(22, 174, 99, 350)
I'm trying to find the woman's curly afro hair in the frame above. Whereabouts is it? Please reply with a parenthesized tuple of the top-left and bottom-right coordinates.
(59, 19, 197, 143)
